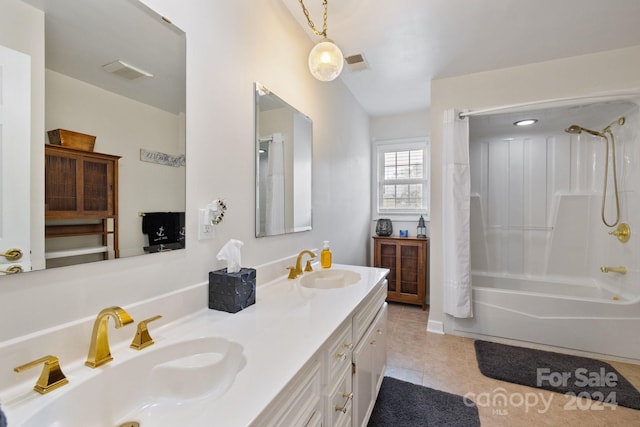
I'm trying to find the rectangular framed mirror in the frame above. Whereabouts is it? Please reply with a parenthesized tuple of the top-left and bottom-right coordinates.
(255, 82, 312, 237)
(0, 0, 186, 276)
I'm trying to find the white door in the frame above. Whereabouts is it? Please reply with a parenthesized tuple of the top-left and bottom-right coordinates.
(0, 44, 31, 274)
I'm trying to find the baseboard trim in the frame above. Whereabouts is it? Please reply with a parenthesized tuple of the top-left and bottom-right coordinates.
(427, 319, 444, 334)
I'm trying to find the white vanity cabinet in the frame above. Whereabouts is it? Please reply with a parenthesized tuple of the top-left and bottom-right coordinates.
(253, 274, 388, 427)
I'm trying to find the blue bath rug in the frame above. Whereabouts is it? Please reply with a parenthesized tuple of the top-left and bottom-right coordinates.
(474, 340, 640, 410)
(368, 376, 481, 426)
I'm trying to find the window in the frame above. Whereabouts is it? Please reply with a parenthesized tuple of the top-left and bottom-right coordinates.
(374, 138, 430, 217)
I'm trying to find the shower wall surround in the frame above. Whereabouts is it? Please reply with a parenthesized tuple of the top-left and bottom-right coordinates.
(449, 100, 640, 361)
(470, 102, 640, 300)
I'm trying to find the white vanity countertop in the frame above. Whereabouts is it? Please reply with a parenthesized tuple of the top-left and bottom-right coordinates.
(3, 264, 388, 427)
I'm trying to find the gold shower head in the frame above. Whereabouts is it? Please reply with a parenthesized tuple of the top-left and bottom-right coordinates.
(564, 125, 603, 137)
(567, 117, 625, 136)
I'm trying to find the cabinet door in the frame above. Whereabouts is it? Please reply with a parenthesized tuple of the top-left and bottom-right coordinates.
(352, 324, 376, 427)
(376, 241, 397, 293)
(399, 243, 420, 296)
(352, 302, 388, 427)
(372, 303, 387, 395)
(82, 158, 114, 215)
(45, 153, 79, 213)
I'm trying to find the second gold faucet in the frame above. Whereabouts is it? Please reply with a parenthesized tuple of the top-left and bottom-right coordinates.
(294, 250, 316, 277)
(85, 306, 134, 368)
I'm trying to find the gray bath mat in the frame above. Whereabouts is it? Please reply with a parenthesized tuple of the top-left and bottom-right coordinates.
(368, 376, 481, 426)
(474, 340, 640, 410)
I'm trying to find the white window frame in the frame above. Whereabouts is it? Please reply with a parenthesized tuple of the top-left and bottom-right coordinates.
(372, 137, 430, 220)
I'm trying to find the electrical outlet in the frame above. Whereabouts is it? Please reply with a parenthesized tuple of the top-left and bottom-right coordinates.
(198, 208, 214, 240)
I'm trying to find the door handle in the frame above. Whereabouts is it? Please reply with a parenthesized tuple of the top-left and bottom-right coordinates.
(1, 265, 23, 274)
(1, 248, 23, 261)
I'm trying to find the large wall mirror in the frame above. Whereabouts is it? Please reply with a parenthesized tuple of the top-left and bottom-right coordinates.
(0, 0, 186, 276)
(255, 82, 312, 237)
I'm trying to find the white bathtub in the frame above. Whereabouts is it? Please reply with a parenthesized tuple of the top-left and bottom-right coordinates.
(453, 273, 640, 362)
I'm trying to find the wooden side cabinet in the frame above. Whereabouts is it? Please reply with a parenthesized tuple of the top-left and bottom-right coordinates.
(44, 144, 120, 262)
(373, 236, 429, 310)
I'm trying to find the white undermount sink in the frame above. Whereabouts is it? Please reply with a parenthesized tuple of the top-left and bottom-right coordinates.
(16, 336, 246, 427)
(299, 269, 361, 289)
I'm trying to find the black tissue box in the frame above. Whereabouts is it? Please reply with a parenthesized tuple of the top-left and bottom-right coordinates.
(208, 267, 256, 313)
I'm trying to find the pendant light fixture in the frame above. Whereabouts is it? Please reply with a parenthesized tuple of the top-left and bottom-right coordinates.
(297, 0, 344, 82)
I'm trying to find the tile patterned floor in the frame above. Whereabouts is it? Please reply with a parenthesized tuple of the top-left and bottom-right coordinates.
(385, 302, 640, 426)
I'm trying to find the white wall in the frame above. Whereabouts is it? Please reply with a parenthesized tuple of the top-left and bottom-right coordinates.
(432, 45, 640, 333)
(370, 109, 430, 142)
(0, 0, 371, 341)
(45, 69, 186, 258)
(368, 110, 430, 265)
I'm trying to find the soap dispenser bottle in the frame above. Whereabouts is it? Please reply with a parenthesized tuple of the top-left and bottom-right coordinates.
(321, 241, 332, 269)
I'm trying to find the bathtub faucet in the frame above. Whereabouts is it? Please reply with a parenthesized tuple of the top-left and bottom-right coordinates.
(600, 266, 627, 274)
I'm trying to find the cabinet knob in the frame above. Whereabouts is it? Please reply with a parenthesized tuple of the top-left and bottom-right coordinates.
(336, 352, 348, 361)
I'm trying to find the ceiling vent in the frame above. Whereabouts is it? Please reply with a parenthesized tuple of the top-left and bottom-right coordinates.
(344, 54, 369, 72)
(102, 60, 153, 80)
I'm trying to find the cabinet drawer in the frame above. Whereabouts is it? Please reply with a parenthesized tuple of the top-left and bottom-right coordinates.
(254, 359, 322, 427)
(353, 280, 387, 343)
(324, 320, 353, 385)
(326, 367, 353, 427)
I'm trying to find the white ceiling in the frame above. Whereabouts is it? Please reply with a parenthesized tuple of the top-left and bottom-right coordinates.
(23, 0, 186, 114)
(24, 1, 640, 118)
(282, 0, 640, 117)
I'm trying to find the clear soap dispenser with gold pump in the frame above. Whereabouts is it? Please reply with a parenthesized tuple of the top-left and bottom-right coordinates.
(321, 240, 332, 268)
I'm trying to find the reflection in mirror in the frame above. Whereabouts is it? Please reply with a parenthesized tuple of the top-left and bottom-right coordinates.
(1, 0, 186, 275)
(255, 83, 312, 237)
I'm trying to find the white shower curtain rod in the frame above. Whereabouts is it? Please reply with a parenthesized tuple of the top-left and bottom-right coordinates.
(458, 90, 640, 119)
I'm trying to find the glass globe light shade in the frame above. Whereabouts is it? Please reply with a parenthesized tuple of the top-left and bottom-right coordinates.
(308, 38, 344, 82)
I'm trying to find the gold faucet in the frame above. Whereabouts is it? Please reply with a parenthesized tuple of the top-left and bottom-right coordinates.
(14, 355, 68, 394)
(600, 266, 627, 274)
(85, 306, 134, 368)
(294, 250, 316, 276)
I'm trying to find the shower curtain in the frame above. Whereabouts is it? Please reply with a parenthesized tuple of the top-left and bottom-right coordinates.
(442, 109, 473, 318)
(266, 133, 285, 235)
